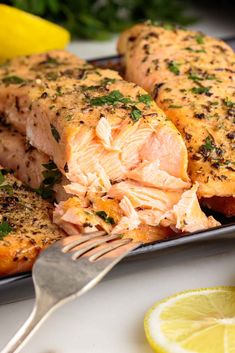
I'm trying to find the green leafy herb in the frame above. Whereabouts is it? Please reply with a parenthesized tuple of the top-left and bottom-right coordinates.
(0, 184, 14, 196)
(35, 161, 62, 200)
(100, 78, 116, 86)
(168, 61, 180, 75)
(0, 221, 12, 240)
(224, 98, 235, 108)
(169, 105, 183, 108)
(39, 56, 60, 67)
(195, 33, 204, 44)
(130, 107, 142, 122)
(46, 71, 59, 81)
(65, 114, 73, 121)
(184, 47, 206, 53)
(96, 211, 115, 224)
(55, 86, 62, 96)
(138, 94, 152, 106)
(9, 0, 195, 40)
(191, 86, 211, 95)
(0, 170, 5, 185)
(203, 136, 215, 151)
(50, 124, 61, 142)
(2, 75, 25, 84)
(90, 90, 131, 106)
(188, 72, 204, 82)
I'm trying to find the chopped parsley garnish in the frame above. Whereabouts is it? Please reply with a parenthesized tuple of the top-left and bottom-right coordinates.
(168, 61, 180, 75)
(95, 211, 115, 224)
(169, 105, 183, 108)
(188, 72, 204, 82)
(89, 90, 131, 106)
(138, 94, 152, 106)
(2, 75, 25, 85)
(130, 107, 142, 122)
(184, 47, 206, 53)
(65, 114, 73, 121)
(0, 170, 5, 185)
(191, 86, 211, 95)
(35, 161, 62, 200)
(100, 77, 116, 86)
(0, 221, 12, 240)
(204, 136, 215, 150)
(39, 56, 60, 67)
(46, 72, 59, 81)
(50, 124, 61, 142)
(0, 170, 13, 195)
(223, 98, 235, 108)
(195, 33, 205, 44)
(55, 86, 62, 97)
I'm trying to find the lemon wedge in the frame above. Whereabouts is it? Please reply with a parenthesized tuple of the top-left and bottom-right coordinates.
(0, 5, 70, 61)
(144, 287, 235, 353)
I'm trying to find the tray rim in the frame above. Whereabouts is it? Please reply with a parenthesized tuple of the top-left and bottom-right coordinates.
(1, 221, 235, 285)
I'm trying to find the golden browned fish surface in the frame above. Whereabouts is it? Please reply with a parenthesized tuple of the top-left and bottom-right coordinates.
(0, 51, 218, 244)
(0, 167, 65, 276)
(118, 23, 235, 215)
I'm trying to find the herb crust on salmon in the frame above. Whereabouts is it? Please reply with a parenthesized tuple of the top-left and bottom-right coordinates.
(0, 167, 65, 276)
(0, 51, 219, 247)
(118, 23, 235, 216)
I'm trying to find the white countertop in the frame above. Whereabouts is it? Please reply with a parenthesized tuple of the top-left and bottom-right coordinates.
(1, 11, 235, 353)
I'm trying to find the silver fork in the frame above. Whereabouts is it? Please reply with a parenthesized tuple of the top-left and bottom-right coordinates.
(1, 231, 140, 353)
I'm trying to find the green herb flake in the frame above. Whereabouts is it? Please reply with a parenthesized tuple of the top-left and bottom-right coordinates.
(35, 161, 62, 200)
(55, 86, 62, 97)
(50, 124, 61, 142)
(100, 77, 116, 86)
(0, 221, 12, 240)
(65, 114, 73, 121)
(95, 211, 115, 225)
(2, 75, 25, 85)
(188, 72, 203, 82)
(90, 90, 131, 106)
(191, 86, 211, 95)
(184, 47, 206, 53)
(0, 170, 5, 185)
(138, 94, 152, 106)
(169, 105, 183, 109)
(195, 33, 205, 44)
(131, 107, 142, 122)
(224, 98, 235, 108)
(168, 61, 180, 75)
(204, 136, 215, 151)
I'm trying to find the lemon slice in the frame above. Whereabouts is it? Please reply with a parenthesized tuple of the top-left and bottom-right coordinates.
(144, 287, 235, 353)
(0, 5, 70, 61)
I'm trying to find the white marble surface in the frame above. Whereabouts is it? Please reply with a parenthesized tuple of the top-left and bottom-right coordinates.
(1, 11, 235, 353)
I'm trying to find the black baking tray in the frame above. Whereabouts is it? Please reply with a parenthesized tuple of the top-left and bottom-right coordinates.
(0, 36, 235, 297)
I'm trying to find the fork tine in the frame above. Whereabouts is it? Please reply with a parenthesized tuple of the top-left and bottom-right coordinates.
(89, 238, 132, 261)
(62, 230, 106, 253)
(72, 234, 120, 260)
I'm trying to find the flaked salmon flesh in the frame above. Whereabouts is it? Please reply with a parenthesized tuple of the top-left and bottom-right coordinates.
(118, 23, 235, 216)
(0, 50, 219, 246)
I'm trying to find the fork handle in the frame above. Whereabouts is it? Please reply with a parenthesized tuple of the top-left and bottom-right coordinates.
(1, 296, 56, 353)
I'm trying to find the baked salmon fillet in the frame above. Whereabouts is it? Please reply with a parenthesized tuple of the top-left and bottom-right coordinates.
(0, 122, 68, 201)
(0, 167, 65, 276)
(0, 51, 218, 243)
(118, 23, 235, 216)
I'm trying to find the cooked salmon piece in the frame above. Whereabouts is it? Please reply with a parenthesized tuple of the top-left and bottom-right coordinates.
(118, 23, 235, 216)
(0, 51, 218, 243)
(0, 167, 65, 276)
(0, 122, 68, 201)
